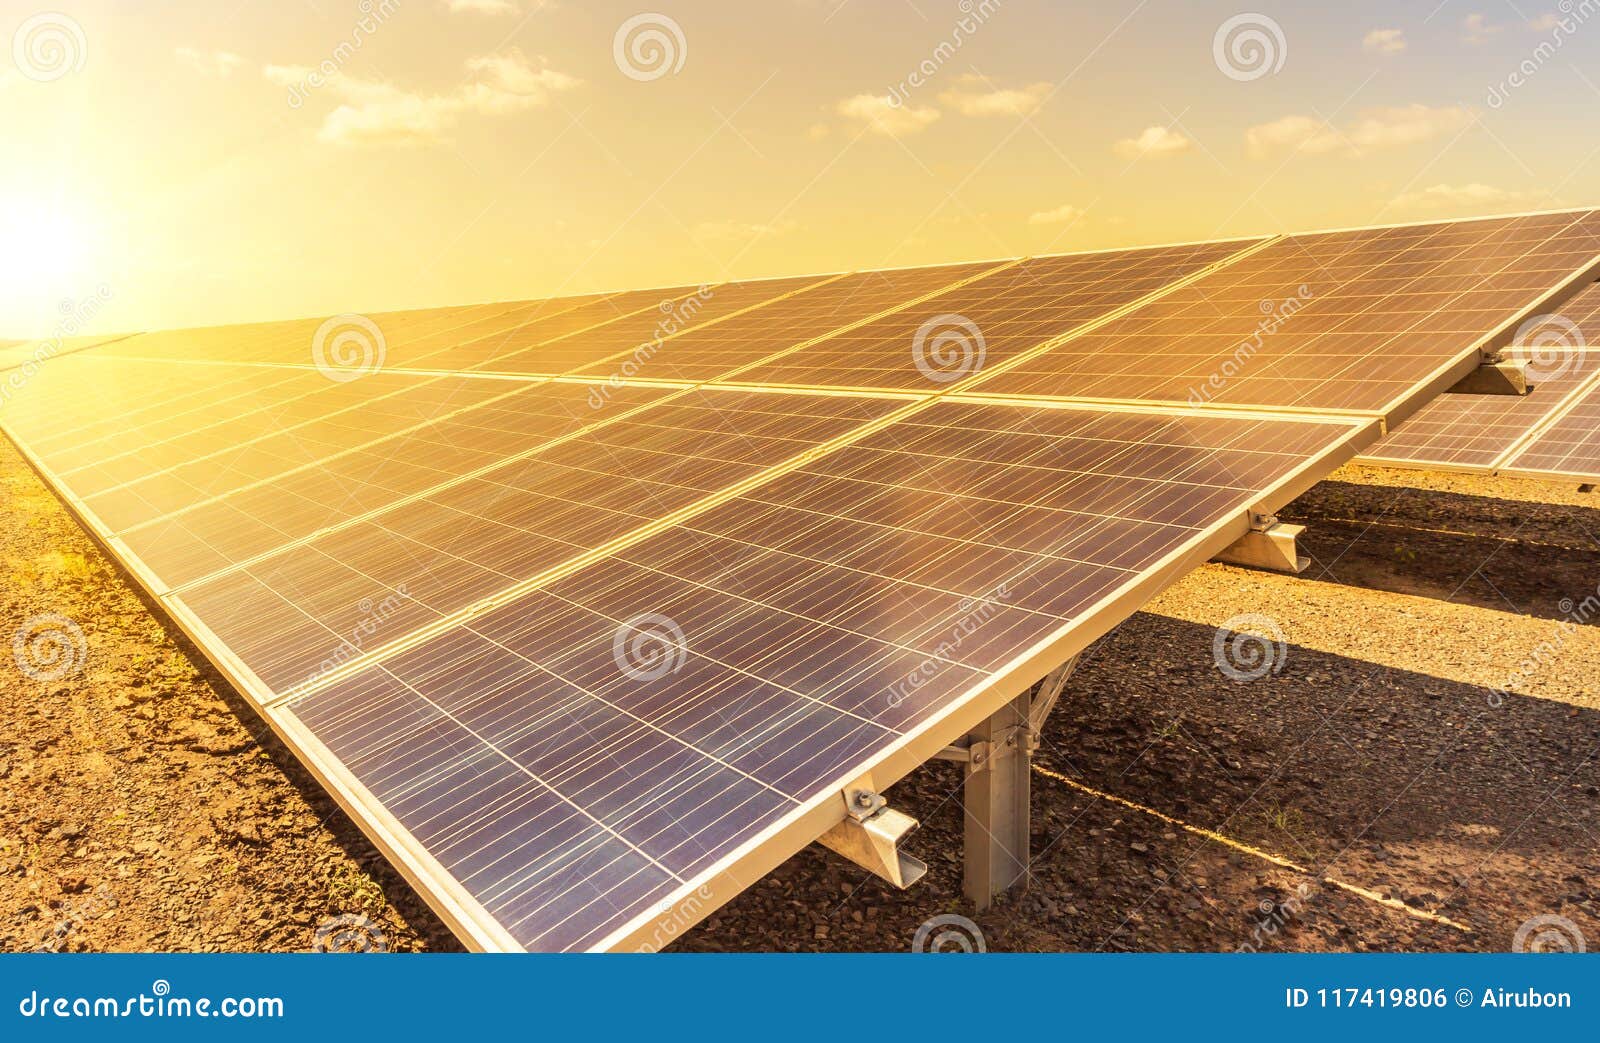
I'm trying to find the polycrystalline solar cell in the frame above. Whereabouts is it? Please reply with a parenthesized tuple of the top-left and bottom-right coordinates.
(977, 211, 1600, 413)
(729, 239, 1257, 391)
(405, 287, 711, 373)
(118, 382, 679, 589)
(170, 389, 906, 693)
(477, 276, 832, 376)
(1363, 348, 1600, 469)
(280, 399, 1364, 950)
(566, 261, 1006, 383)
(1502, 379, 1600, 478)
(0, 333, 125, 372)
(79, 374, 526, 533)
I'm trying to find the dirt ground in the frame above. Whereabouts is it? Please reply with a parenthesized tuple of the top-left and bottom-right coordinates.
(2, 437, 1598, 953)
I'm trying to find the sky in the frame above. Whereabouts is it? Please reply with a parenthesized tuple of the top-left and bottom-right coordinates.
(3, 0, 1600, 337)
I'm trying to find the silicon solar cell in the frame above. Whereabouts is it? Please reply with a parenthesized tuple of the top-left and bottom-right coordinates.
(974, 211, 1600, 415)
(475, 275, 834, 376)
(1501, 378, 1600, 480)
(278, 401, 1369, 950)
(1361, 348, 1600, 470)
(730, 239, 1258, 391)
(170, 389, 907, 693)
(10, 209, 1600, 953)
(565, 260, 1008, 383)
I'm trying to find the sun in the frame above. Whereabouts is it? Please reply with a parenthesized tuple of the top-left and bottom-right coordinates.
(0, 197, 100, 320)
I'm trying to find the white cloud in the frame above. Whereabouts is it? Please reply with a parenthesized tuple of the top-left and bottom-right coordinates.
(176, 47, 244, 77)
(1247, 105, 1475, 158)
(1113, 125, 1193, 160)
(268, 49, 580, 146)
(1390, 183, 1536, 211)
(1462, 13, 1503, 43)
(836, 93, 940, 137)
(1528, 13, 1562, 30)
(1027, 203, 1085, 227)
(1362, 28, 1407, 55)
(937, 75, 1051, 117)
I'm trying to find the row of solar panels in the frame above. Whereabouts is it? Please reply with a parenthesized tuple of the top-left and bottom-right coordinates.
(3, 208, 1599, 951)
(1359, 283, 1600, 480)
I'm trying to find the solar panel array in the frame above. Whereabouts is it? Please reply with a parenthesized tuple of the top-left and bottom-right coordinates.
(5, 209, 1600, 951)
(1360, 280, 1600, 477)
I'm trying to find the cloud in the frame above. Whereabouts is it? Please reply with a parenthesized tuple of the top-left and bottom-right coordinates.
(268, 49, 580, 146)
(1113, 125, 1192, 160)
(1027, 203, 1085, 227)
(1246, 105, 1475, 158)
(1362, 28, 1407, 55)
(175, 47, 244, 77)
(692, 218, 799, 243)
(1390, 183, 1536, 211)
(806, 123, 830, 141)
(937, 75, 1050, 117)
(1528, 13, 1563, 30)
(836, 93, 940, 137)
(1462, 13, 1503, 44)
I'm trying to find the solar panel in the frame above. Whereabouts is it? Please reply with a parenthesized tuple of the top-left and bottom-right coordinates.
(564, 261, 1009, 384)
(727, 239, 1259, 391)
(1500, 376, 1600, 481)
(6, 209, 1599, 952)
(274, 401, 1369, 951)
(1360, 348, 1600, 470)
(0, 332, 134, 373)
(974, 211, 1600, 418)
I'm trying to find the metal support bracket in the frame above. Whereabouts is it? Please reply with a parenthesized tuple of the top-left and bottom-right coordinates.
(1448, 356, 1529, 396)
(816, 781, 927, 889)
(1213, 512, 1309, 574)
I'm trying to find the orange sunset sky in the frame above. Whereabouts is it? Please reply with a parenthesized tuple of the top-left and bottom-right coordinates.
(3, 0, 1599, 338)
